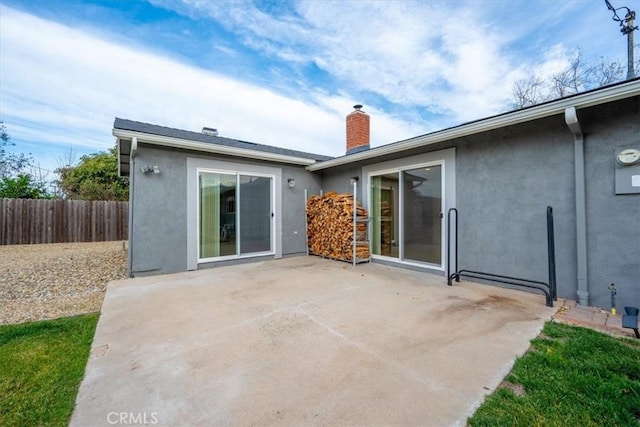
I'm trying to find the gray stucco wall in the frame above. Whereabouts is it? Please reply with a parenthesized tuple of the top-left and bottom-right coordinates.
(129, 144, 320, 276)
(129, 145, 188, 276)
(281, 165, 323, 255)
(455, 116, 578, 301)
(318, 118, 577, 302)
(317, 98, 638, 309)
(127, 96, 638, 310)
(581, 97, 640, 309)
(319, 164, 364, 201)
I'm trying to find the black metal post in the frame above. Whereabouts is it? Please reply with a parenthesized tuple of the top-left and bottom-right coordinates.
(447, 209, 451, 280)
(447, 208, 458, 286)
(547, 206, 557, 301)
(446, 206, 554, 307)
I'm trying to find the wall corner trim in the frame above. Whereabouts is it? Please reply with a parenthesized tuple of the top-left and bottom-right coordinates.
(127, 137, 137, 277)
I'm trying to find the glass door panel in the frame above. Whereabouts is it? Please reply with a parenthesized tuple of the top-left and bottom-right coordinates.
(199, 172, 237, 258)
(402, 165, 441, 264)
(371, 173, 399, 258)
(239, 175, 272, 254)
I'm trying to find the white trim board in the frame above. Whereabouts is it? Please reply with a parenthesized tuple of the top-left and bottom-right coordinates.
(114, 129, 318, 166)
(362, 148, 456, 273)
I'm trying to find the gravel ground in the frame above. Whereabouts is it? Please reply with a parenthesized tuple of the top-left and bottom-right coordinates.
(0, 241, 128, 325)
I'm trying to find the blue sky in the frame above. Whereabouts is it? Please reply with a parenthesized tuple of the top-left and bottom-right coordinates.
(0, 0, 638, 178)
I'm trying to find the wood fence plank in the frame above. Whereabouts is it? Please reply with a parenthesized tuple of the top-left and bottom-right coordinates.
(0, 199, 5, 244)
(0, 198, 128, 245)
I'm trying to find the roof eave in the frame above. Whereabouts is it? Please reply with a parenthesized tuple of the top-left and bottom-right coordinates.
(307, 79, 640, 172)
(112, 129, 318, 166)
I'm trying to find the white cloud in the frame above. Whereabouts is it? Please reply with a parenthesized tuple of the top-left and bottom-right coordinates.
(533, 45, 575, 79)
(0, 4, 421, 173)
(159, 0, 626, 124)
(161, 1, 522, 122)
(1, 0, 627, 178)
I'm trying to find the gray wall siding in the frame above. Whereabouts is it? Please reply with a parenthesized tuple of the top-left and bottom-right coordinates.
(280, 165, 322, 255)
(130, 145, 188, 276)
(319, 164, 364, 201)
(455, 117, 577, 300)
(318, 122, 579, 300)
(130, 145, 319, 275)
(127, 96, 638, 309)
(316, 101, 638, 307)
(582, 98, 640, 309)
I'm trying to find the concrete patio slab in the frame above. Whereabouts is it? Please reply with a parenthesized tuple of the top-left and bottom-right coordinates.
(71, 256, 555, 426)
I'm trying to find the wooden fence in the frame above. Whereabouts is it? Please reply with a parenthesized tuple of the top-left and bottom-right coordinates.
(0, 199, 128, 245)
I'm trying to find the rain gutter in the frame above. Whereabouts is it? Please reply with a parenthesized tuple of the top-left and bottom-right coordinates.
(565, 107, 589, 306)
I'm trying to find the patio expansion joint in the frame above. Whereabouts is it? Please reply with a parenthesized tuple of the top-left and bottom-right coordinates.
(191, 285, 453, 397)
(174, 285, 377, 357)
(293, 305, 455, 397)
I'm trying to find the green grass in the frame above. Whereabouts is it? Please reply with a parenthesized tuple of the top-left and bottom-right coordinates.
(0, 313, 99, 427)
(469, 321, 640, 427)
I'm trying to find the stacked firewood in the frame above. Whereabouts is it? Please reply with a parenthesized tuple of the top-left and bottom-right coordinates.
(306, 192, 370, 262)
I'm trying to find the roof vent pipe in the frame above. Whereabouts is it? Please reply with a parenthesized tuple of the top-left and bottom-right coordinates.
(202, 127, 218, 136)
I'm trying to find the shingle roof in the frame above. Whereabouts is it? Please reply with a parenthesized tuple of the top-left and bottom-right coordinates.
(113, 118, 333, 162)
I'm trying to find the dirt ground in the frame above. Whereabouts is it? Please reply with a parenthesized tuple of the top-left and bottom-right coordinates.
(0, 241, 128, 325)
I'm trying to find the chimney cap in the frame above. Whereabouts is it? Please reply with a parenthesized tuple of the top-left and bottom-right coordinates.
(353, 104, 363, 111)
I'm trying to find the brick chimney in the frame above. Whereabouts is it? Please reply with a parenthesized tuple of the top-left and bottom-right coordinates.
(346, 104, 370, 155)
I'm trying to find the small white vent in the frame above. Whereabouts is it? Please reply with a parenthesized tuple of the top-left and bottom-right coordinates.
(202, 127, 218, 136)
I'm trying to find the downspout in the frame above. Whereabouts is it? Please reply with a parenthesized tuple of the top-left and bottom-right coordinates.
(564, 107, 589, 306)
(127, 137, 137, 278)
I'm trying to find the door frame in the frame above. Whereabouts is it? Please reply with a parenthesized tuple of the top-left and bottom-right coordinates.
(186, 158, 282, 270)
(362, 148, 456, 273)
(196, 169, 276, 263)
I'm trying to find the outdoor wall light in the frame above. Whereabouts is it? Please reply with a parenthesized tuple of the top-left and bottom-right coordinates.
(350, 176, 359, 184)
(141, 165, 161, 174)
(287, 178, 296, 188)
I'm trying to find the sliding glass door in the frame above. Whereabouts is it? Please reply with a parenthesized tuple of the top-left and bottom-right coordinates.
(198, 170, 273, 261)
(370, 163, 443, 267)
(239, 175, 271, 254)
(199, 172, 236, 258)
(371, 173, 399, 258)
(403, 165, 441, 265)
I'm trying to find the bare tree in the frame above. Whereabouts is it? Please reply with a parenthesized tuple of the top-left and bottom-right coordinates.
(510, 47, 634, 109)
(549, 49, 585, 97)
(0, 121, 33, 178)
(587, 57, 625, 87)
(28, 163, 49, 183)
(511, 76, 547, 109)
(56, 147, 77, 169)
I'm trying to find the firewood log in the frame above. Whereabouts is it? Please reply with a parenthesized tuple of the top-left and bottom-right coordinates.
(306, 193, 371, 262)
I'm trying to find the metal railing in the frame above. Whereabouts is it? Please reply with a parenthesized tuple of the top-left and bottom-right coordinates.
(447, 207, 557, 307)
